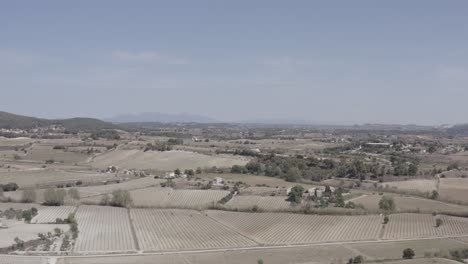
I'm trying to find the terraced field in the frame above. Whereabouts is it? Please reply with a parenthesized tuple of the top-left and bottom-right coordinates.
(74, 206, 136, 252)
(383, 213, 468, 239)
(31, 206, 76, 223)
(225, 195, 294, 211)
(207, 211, 383, 245)
(131, 209, 257, 251)
(130, 187, 229, 209)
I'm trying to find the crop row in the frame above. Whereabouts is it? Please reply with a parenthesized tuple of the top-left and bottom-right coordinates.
(206, 210, 383, 244)
(131, 209, 256, 251)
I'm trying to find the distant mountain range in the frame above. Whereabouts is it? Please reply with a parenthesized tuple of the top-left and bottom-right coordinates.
(106, 112, 219, 124)
(0, 111, 118, 132)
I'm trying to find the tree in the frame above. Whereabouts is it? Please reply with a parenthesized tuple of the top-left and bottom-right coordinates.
(257, 259, 264, 264)
(285, 167, 302, 182)
(379, 196, 395, 211)
(174, 168, 181, 176)
(22, 210, 33, 223)
(68, 188, 80, 200)
(383, 215, 389, 224)
(436, 218, 443, 227)
(110, 189, 133, 208)
(402, 248, 415, 259)
(21, 189, 37, 203)
(287, 185, 304, 203)
(408, 163, 418, 176)
(196, 167, 202, 174)
(334, 191, 345, 207)
(430, 190, 439, 200)
(43, 188, 66, 206)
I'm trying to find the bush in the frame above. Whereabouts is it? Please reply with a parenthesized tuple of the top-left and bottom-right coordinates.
(43, 188, 66, 206)
(100, 194, 110, 205)
(1, 182, 19, 192)
(403, 248, 415, 259)
(436, 218, 443, 227)
(22, 210, 33, 223)
(110, 189, 133, 208)
(21, 189, 37, 203)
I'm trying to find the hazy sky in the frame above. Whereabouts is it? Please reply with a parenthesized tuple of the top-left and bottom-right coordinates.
(1, 1, 467, 125)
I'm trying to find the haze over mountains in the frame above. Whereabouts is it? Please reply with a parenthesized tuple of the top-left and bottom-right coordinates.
(106, 112, 219, 124)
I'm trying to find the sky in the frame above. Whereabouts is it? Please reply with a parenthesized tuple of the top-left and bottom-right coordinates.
(0, 0, 467, 125)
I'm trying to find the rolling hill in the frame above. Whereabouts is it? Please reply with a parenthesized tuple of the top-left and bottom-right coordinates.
(0, 111, 118, 132)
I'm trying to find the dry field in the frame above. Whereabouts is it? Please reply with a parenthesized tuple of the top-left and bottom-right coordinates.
(0, 169, 115, 188)
(0, 221, 69, 248)
(130, 187, 229, 209)
(207, 211, 383, 245)
(24, 144, 89, 164)
(0, 202, 42, 211)
(74, 206, 136, 252)
(89, 149, 249, 170)
(352, 195, 468, 213)
(383, 213, 468, 239)
(439, 178, 468, 203)
(349, 238, 467, 261)
(31, 206, 76, 224)
(77, 177, 164, 199)
(380, 179, 438, 194)
(131, 209, 257, 251)
(57, 244, 355, 264)
(0, 255, 50, 264)
(225, 195, 294, 211)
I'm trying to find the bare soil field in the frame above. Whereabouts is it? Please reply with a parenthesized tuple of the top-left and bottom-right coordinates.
(0, 221, 68, 248)
(439, 178, 468, 203)
(130, 187, 229, 209)
(89, 149, 249, 170)
(131, 209, 257, 251)
(352, 195, 468, 213)
(383, 214, 468, 239)
(225, 195, 294, 211)
(206, 210, 383, 245)
(74, 206, 136, 252)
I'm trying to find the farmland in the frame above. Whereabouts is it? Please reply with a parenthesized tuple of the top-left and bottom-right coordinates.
(89, 149, 249, 170)
(439, 178, 468, 203)
(206, 210, 383, 244)
(74, 206, 136, 252)
(351, 195, 468, 213)
(0, 222, 69, 248)
(379, 179, 438, 194)
(131, 209, 256, 251)
(31, 206, 76, 224)
(130, 187, 229, 209)
(383, 214, 468, 239)
(224, 195, 294, 211)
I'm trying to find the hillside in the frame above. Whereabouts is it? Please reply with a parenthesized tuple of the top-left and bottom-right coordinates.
(0, 111, 118, 132)
(107, 112, 219, 123)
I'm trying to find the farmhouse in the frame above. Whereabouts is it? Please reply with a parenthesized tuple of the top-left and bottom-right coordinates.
(213, 177, 224, 186)
(307, 186, 335, 198)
